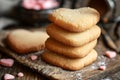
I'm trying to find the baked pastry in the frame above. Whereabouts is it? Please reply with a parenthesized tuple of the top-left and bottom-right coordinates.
(41, 49, 98, 70)
(7, 29, 49, 54)
(46, 24, 101, 47)
(46, 38, 97, 58)
(49, 7, 100, 32)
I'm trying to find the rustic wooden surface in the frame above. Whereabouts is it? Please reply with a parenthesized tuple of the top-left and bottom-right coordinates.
(0, 29, 120, 80)
(0, 29, 46, 80)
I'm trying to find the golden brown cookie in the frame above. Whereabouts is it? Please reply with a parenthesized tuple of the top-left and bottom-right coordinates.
(46, 38, 97, 58)
(46, 24, 101, 47)
(41, 49, 98, 70)
(49, 7, 100, 32)
(7, 29, 49, 54)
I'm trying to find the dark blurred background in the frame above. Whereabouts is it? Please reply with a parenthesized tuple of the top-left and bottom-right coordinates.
(0, 0, 120, 29)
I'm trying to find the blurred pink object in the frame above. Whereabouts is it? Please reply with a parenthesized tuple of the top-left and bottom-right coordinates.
(30, 55, 38, 60)
(22, 0, 59, 10)
(105, 50, 117, 58)
(17, 72, 24, 77)
(4, 73, 15, 80)
(33, 4, 41, 10)
(40, 0, 59, 9)
(99, 65, 106, 71)
(0, 58, 14, 67)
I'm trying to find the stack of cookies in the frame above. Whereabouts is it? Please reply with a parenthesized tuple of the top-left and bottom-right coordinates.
(42, 7, 101, 70)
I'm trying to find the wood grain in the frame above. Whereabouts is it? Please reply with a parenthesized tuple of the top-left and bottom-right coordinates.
(0, 30, 120, 80)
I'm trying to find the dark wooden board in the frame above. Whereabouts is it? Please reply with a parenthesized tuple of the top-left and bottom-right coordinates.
(0, 58, 45, 80)
(0, 30, 120, 80)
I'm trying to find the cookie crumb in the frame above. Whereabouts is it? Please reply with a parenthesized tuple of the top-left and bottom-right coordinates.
(17, 72, 24, 77)
(0, 58, 14, 67)
(105, 50, 117, 58)
(30, 55, 38, 60)
(4, 73, 15, 80)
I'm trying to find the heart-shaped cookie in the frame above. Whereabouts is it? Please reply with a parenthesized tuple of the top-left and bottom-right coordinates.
(41, 49, 98, 70)
(49, 7, 100, 32)
(7, 29, 49, 54)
